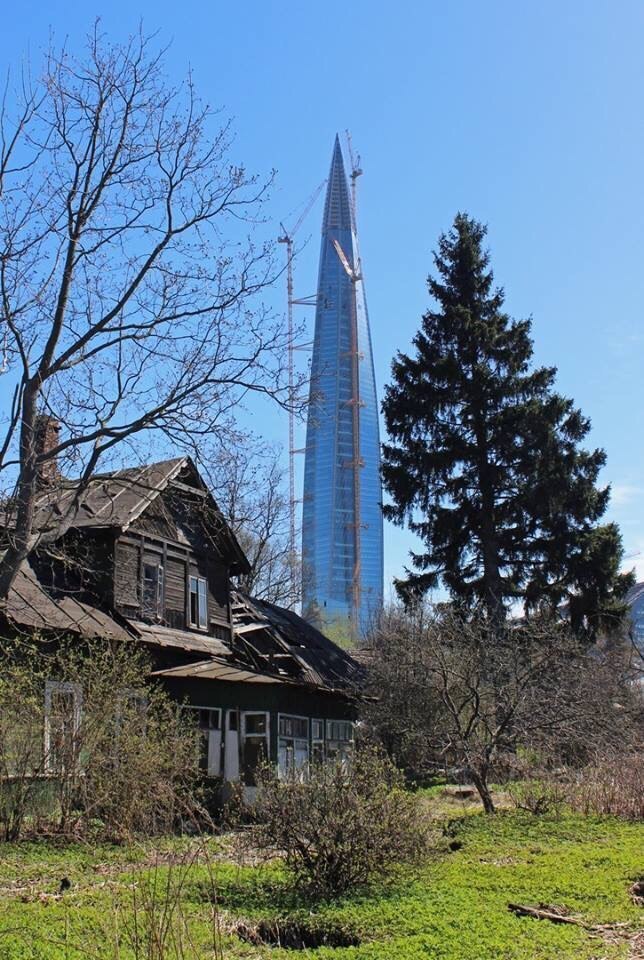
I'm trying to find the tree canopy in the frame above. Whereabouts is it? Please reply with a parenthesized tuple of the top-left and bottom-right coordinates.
(381, 213, 632, 633)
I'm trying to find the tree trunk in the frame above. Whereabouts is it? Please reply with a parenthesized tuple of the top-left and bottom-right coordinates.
(0, 388, 40, 601)
(471, 771, 495, 813)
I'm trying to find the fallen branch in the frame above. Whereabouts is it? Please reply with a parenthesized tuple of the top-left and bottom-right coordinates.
(507, 903, 585, 927)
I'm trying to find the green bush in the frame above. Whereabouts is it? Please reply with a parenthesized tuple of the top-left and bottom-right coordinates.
(235, 746, 430, 898)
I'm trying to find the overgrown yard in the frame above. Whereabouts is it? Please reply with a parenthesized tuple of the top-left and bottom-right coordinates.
(0, 794, 642, 959)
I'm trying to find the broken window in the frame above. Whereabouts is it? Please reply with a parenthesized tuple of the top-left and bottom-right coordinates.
(278, 714, 309, 779)
(44, 681, 82, 775)
(188, 576, 208, 629)
(183, 706, 222, 776)
(142, 562, 163, 620)
(241, 711, 269, 786)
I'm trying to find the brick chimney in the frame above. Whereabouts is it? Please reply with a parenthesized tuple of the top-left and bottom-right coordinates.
(33, 414, 61, 487)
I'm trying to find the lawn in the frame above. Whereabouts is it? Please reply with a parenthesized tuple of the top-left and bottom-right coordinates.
(0, 795, 641, 959)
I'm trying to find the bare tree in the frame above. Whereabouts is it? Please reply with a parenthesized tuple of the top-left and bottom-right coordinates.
(199, 441, 299, 607)
(0, 25, 293, 599)
(364, 604, 639, 812)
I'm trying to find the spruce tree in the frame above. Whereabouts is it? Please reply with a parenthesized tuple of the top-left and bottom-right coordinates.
(382, 213, 632, 631)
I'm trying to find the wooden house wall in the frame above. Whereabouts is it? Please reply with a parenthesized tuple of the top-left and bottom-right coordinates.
(113, 533, 231, 636)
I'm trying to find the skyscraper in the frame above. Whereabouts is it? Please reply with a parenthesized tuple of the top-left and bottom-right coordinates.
(301, 136, 383, 637)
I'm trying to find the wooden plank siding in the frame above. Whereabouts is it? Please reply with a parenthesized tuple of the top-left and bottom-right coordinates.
(114, 541, 139, 607)
(113, 532, 231, 639)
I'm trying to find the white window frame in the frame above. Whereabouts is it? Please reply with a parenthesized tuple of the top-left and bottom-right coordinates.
(183, 705, 222, 777)
(241, 710, 270, 742)
(142, 561, 164, 620)
(241, 710, 270, 785)
(44, 680, 82, 775)
(188, 575, 208, 630)
(183, 705, 222, 731)
(277, 713, 310, 779)
(326, 720, 354, 768)
(326, 720, 354, 743)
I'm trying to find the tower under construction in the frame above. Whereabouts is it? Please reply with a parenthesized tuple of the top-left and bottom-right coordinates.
(301, 136, 383, 638)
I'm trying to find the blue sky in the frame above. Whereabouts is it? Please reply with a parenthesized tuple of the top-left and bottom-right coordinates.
(2, 1, 643, 591)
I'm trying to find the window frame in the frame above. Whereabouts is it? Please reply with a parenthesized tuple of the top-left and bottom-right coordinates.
(183, 705, 222, 777)
(188, 575, 208, 630)
(44, 680, 82, 775)
(142, 560, 164, 620)
(241, 710, 270, 785)
(277, 713, 310, 779)
(311, 717, 325, 764)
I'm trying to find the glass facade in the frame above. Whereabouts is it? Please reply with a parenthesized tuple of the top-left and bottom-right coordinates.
(628, 582, 644, 656)
(301, 137, 383, 637)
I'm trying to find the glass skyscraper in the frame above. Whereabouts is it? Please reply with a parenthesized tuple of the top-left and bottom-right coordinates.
(301, 136, 383, 637)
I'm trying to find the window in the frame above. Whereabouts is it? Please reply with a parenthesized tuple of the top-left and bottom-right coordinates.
(142, 562, 163, 619)
(241, 711, 269, 785)
(184, 706, 222, 776)
(326, 720, 354, 767)
(44, 681, 82, 775)
(278, 714, 309, 779)
(326, 720, 353, 742)
(197, 708, 221, 731)
(117, 689, 148, 731)
(189, 576, 208, 629)
(312, 718, 324, 764)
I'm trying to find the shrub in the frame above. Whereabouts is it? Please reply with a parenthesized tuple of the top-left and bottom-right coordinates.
(0, 636, 201, 841)
(569, 751, 643, 821)
(508, 778, 567, 816)
(235, 746, 429, 898)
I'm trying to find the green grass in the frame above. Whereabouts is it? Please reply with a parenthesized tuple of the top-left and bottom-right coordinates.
(0, 807, 641, 959)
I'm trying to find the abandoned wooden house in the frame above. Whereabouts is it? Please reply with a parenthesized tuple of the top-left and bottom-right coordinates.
(0, 434, 362, 788)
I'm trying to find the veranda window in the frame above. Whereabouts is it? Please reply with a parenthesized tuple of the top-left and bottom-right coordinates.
(277, 714, 309, 778)
(241, 711, 269, 785)
(326, 720, 354, 767)
(184, 706, 222, 776)
(44, 681, 82, 775)
(311, 718, 324, 764)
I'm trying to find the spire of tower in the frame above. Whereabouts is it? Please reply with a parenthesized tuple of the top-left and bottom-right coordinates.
(322, 135, 352, 233)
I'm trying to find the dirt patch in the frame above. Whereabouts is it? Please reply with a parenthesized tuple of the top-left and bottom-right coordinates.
(234, 917, 361, 949)
(630, 879, 644, 907)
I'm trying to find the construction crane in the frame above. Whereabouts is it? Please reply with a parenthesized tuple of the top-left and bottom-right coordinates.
(345, 130, 363, 233)
(331, 234, 365, 637)
(278, 179, 326, 566)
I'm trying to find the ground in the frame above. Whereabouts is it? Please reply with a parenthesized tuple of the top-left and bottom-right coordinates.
(0, 790, 641, 959)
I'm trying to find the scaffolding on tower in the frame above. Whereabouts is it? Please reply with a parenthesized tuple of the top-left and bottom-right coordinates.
(277, 180, 326, 570)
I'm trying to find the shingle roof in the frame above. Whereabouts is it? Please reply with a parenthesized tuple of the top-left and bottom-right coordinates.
(4, 560, 130, 641)
(26, 458, 186, 534)
(151, 658, 288, 684)
(10, 456, 248, 574)
(231, 593, 363, 692)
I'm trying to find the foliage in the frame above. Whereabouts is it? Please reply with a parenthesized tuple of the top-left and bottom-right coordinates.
(1, 811, 642, 959)
(381, 213, 632, 630)
(0, 637, 201, 841)
(363, 605, 640, 812)
(232, 747, 429, 897)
